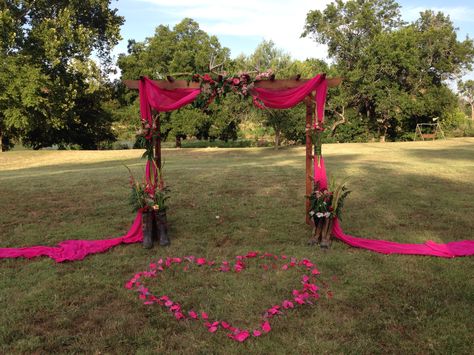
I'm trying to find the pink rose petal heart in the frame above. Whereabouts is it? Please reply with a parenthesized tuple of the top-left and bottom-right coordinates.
(125, 251, 327, 343)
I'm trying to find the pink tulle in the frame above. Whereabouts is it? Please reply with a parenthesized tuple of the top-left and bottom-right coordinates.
(0, 212, 143, 262)
(251, 75, 327, 117)
(139, 77, 201, 122)
(314, 156, 328, 190)
(332, 219, 474, 258)
(314, 162, 474, 257)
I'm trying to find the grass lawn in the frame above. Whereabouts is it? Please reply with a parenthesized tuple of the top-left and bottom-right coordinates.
(1, 138, 473, 354)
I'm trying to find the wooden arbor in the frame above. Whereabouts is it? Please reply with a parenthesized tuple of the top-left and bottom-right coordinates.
(124, 76, 342, 225)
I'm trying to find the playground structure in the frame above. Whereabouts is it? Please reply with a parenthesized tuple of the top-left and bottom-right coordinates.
(414, 122, 445, 141)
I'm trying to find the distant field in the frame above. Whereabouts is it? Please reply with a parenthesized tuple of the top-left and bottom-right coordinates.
(1, 138, 473, 353)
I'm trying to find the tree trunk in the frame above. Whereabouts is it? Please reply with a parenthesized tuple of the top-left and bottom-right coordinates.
(274, 129, 281, 149)
(0, 129, 3, 152)
(175, 136, 182, 148)
(471, 103, 474, 121)
(330, 108, 347, 136)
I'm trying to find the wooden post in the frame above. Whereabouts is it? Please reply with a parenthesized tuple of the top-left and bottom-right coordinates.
(305, 93, 314, 225)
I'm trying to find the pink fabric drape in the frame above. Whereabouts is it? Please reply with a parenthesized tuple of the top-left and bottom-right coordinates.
(252, 74, 327, 118)
(314, 156, 328, 190)
(314, 157, 474, 258)
(332, 219, 474, 258)
(139, 77, 201, 123)
(0, 212, 143, 262)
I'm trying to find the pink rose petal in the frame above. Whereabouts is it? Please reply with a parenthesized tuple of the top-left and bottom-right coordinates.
(196, 258, 206, 265)
(253, 330, 262, 337)
(262, 321, 271, 333)
(234, 330, 250, 342)
(312, 268, 320, 275)
(201, 312, 208, 320)
(188, 311, 198, 319)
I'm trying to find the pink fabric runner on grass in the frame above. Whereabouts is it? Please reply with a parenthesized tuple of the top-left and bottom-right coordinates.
(332, 219, 474, 258)
(0, 212, 143, 262)
(314, 158, 474, 258)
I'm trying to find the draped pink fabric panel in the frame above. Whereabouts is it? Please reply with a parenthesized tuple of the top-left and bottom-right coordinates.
(314, 156, 328, 190)
(0, 212, 143, 262)
(252, 74, 327, 116)
(139, 77, 201, 121)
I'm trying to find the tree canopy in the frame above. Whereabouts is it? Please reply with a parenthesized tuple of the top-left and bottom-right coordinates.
(303, 0, 474, 141)
(0, 0, 123, 150)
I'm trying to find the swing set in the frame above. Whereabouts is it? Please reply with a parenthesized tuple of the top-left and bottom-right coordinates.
(414, 121, 445, 141)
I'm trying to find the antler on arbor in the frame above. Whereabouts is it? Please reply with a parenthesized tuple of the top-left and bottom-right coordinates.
(209, 55, 226, 74)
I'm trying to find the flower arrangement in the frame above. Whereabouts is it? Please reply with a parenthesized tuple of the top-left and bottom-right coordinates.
(308, 179, 350, 220)
(308, 178, 350, 247)
(125, 165, 170, 212)
(191, 69, 274, 109)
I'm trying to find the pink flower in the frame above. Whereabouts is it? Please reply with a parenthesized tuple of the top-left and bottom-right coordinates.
(201, 312, 208, 320)
(221, 321, 230, 329)
(174, 312, 185, 320)
(262, 321, 271, 333)
(164, 300, 173, 307)
(311, 268, 320, 275)
(188, 310, 198, 319)
(304, 283, 319, 293)
(294, 296, 305, 305)
(253, 330, 262, 337)
(207, 321, 219, 333)
(282, 300, 294, 309)
(281, 264, 289, 270)
(234, 260, 245, 272)
(233, 330, 250, 342)
(202, 74, 214, 83)
(232, 78, 240, 85)
(196, 258, 206, 265)
(302, 275, 310, 283)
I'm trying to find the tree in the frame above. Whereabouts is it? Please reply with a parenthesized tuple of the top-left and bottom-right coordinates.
(118, 18, 230, 80)
(458, 80, 474, 121)
(117, 18, 234, 146)
(0, 0, 123, 150)
(303, 0, 474, 141)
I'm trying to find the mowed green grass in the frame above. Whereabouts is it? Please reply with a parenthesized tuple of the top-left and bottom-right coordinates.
(1, 139, 473, 354)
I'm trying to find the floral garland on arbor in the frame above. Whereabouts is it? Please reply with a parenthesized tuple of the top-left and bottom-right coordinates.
(190, 69, 274, 110)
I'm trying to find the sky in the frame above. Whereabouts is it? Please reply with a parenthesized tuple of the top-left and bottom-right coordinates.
(111, 0, 474, 79)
